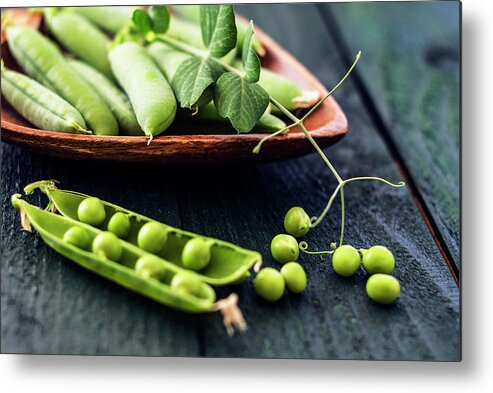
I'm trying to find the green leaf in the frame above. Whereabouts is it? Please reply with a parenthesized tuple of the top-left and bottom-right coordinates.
(149, 6, 170, 34)
(214, 72, 269, 133)
(199, 5, 237, 58)
(242, 21, 261, 83)
(172, 57, 223, 109)
(132, 9, 152, 39)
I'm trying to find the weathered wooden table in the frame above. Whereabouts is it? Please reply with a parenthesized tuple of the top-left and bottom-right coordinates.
(1, 2, 460, 360)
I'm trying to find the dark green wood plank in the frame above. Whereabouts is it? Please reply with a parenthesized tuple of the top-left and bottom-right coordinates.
(325, 1, 460, 270)
(1, 146, 202, 356)
(177, 3, 458, 360)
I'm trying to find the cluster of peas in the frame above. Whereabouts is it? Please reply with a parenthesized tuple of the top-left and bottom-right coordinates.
(63, 196, 212, 298)
(254, 206, 401, 305)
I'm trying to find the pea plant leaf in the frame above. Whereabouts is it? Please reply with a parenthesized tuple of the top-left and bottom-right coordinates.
(132, 9, 153, 39)
(214, 72, 269, 133)
(172, 57, 223, 109)
(241, 21, 261, 83)
(149, 6, 170, 34)
(200, 5, 237, 58)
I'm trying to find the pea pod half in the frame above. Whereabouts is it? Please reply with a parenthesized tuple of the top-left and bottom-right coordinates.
(6, 26, 119, 136)
(25, 181, 262, 286)
(12, 194, 247, 336)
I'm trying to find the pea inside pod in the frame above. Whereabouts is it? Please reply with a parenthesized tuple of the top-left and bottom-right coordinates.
(24, 180, 262, 286)
(12, 194, 247, 335)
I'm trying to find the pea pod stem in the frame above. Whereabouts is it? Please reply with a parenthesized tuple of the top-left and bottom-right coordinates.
(299, 241, 334, 255)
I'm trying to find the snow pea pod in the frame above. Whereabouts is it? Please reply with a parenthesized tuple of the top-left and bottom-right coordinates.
(68, 6, 138, 35)
(1, 63, 89, 134)
(12, 194, 247, 335)
(67, 59, 142, 136)
(25, 181, 262, 286)
(109, 42, 177, 140)
(44, 8, 113, 79)
(6, 26, 119, 135)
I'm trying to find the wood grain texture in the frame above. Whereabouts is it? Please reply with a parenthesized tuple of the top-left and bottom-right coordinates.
(1, 3, 459, 360)
(1, 13, 347, 164)
(324, 2, 460, 271)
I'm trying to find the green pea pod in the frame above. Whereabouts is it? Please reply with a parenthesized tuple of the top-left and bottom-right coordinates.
(109, 42, 177, 140)
(25, 180, 262, 286)
(259, 68, 320, 115)
(195, 103, 286, 133)
(44, 8, 113, 79)
(12, 193, 247, 335)
(1, 64, 89, 134)
(68, 6, 138, 35)
(6, 26, 119, 136)
(67, 59, 142, 136)
(172, 5, 265, 56)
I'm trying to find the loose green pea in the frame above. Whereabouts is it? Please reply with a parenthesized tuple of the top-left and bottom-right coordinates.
(92, 231, 122, 261)
(254, 267, 285, 302)
(134, 255, 165, 279)
(331, 245, 361, 277)
(270, 234, 299, 264)
(362, 245, 395, 275)
(366, 274, 401, 304)
(283, 206, 311, 238)
(77, 197, 106, 226)
(107, 212, 131, 239)
(63, 226, 91, 250)
(170, 272, 203, 298)
(137, 222, 167, 253)
(181, 238, 211, 271)
(281, 262, 307, 294)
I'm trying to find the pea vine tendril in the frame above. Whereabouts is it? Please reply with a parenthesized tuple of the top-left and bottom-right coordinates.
(134, 6, 406, 247)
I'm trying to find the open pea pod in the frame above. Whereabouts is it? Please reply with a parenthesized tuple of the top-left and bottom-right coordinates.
(24, 181, 262, 286)
(11, 193, 246, 336)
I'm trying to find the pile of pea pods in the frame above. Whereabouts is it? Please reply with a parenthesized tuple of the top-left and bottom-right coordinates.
(12, 180, 267, 335)
(1, 6, 319, 140)
(253, 206, 401, 305)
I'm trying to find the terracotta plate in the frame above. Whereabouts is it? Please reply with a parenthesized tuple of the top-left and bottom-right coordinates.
(1, 10, 348, 165)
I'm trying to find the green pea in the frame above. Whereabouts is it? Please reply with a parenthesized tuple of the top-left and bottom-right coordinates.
(134, 255, 165, 279)
(170, 272, 203, 297)
(63, 226, 91, 250)
(270, 234, 299, 264)
(137, 222, 167, 253)
(283, 206, 311, 238)
(181, 238, 211, 271)
(362, 245, 395, 275)
(254, 267, 285, 302)
(366, 274, 401, 304)
(92, 231, 122, 261)
(107, 212, 131, 239)
(331, 245, 361, 277)
(281, 262, 307, 294)
(77, 197, 106, 226)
